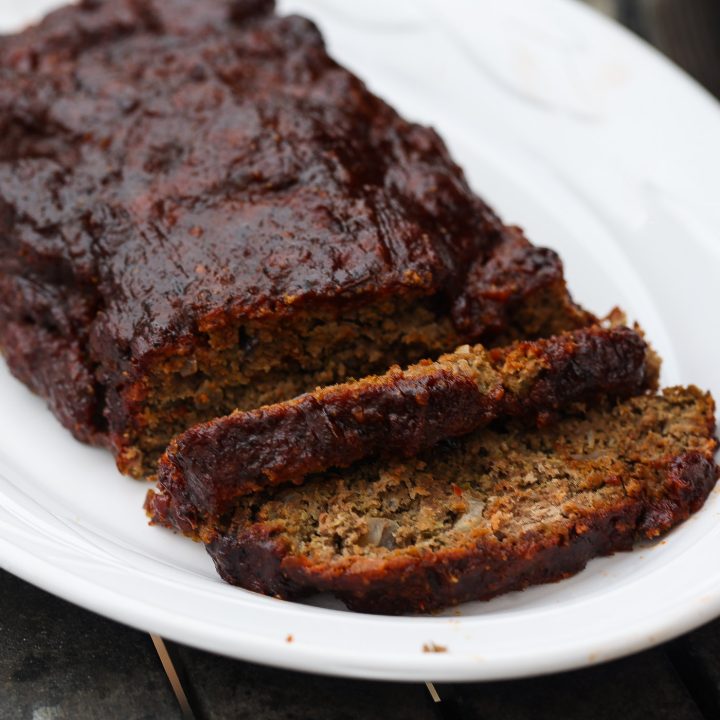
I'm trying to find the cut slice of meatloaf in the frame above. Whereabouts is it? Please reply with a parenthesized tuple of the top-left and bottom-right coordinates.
(206, 387, 718, 614)
(146, 324, 659, 536)
(0, 0, 591, 478)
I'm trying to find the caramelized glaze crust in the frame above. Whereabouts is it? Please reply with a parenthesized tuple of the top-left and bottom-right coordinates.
(206, 389, 718, 614)
(0, 0, 588, 466)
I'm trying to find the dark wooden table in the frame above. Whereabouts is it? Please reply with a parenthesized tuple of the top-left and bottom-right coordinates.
(3, 568, 720, 720)
(3, 2, 720, 718)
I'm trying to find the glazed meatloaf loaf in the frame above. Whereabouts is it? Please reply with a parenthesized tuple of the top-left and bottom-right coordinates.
(207, 387, 718, 614)
(147, 324, 660, 536)
(0, 0, 590, 477)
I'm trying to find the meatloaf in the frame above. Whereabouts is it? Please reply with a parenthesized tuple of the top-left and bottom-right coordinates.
(206, 387, 718, 614)
(146, 324, 659, 536)
(0, 0, 590, 477)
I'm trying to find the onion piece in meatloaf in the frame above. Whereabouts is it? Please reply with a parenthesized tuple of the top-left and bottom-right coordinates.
(207, 387, 717, 614)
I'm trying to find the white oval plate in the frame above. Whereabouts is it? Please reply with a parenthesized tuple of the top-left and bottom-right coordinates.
(2, 0, 720, 682)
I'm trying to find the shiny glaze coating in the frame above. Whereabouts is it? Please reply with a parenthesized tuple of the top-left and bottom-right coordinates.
(147, 325, 656, 534)
(0, 0, 586, 460)
(209, 451, 718, 614)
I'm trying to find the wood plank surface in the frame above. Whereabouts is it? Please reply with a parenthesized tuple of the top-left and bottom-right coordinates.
(437, 649, 705, 720)
(0, 570, 180, 720)
(641, 0, 720, 99)
(588, 0, 720, 98)
(667, 619, 720, 720)
(169, 642, 436, 720)
(5, 565, 719, 720)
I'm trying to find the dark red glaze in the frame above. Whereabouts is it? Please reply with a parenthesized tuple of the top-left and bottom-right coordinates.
(148, 368, 496, 533)
(206, 451, 719, 614)
(147, 325, 655, 531)
(639, 452, 719, 536)
(451, 225, 566, 337)
(0, 0, 590, 466)
(491, 323, 655, 419)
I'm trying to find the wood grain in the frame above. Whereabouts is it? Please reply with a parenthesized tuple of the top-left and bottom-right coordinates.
(584, 0, 720, 98)
(0, 570, 180, 720)
(437, 650, 705, 720)
(169, 641, 436, 720)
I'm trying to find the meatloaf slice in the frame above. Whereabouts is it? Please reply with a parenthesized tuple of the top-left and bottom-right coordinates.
(0, 0, 590, 478)
(146, 324, 659, 536)
(207, 387, 718, 614)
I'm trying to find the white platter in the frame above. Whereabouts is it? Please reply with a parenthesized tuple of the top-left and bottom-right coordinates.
(1, 0, 720, 682)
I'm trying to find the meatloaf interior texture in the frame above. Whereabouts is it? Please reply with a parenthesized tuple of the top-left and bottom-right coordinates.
(0, 0, 590, 476)
(207, 387, 718, 614)
(146, 324, 659, 536)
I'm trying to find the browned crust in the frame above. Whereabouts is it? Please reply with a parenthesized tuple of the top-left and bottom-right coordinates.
(0, 0, 590, 471)
(451, 224, 584, 338)
(147, 325, 656, 533)
(206, 451, 719, 614)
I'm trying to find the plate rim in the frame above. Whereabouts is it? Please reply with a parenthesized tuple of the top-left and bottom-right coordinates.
(2, 0, 720, 682)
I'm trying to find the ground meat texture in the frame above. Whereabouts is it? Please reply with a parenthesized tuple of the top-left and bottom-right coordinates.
(0, 0, 590, 476)
(146, 324, 659, 535)
(204, 387, 717, 614)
